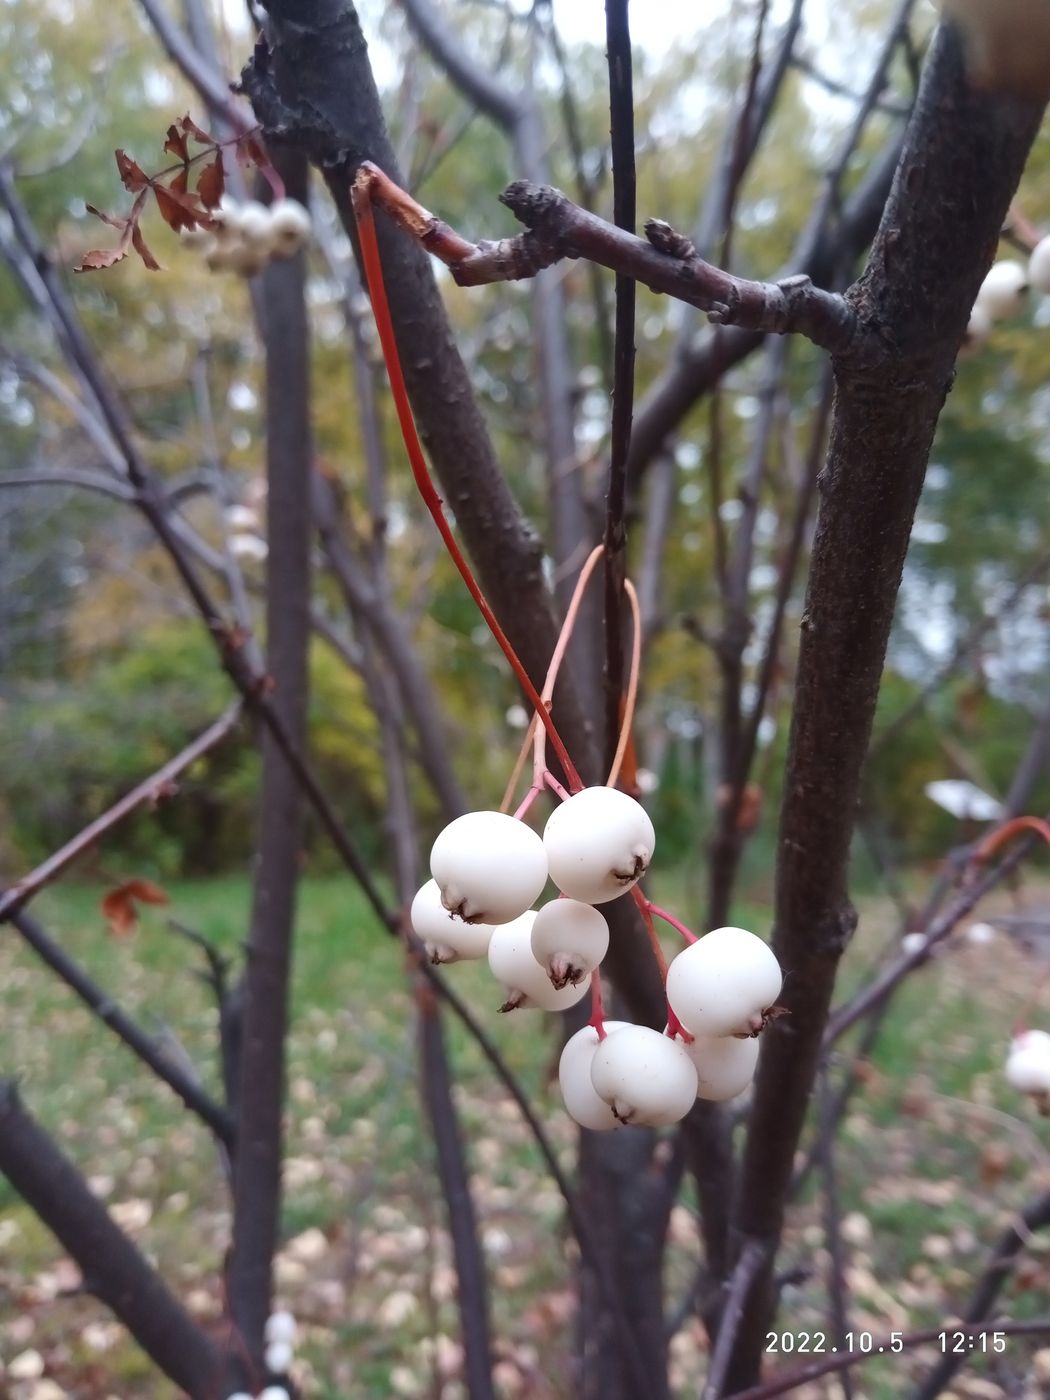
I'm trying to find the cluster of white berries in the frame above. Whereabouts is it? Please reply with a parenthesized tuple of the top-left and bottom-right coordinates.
(182, 197, 311, 277)
(225, 1309, 297, 1400)
(411, 787, 783, 1129)
(964, 237, 1050, 351)
(1005, 1029, 1050, 1114)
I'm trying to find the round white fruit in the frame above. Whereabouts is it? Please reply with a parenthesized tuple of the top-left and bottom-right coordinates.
(962, 302, 992, 353)
(237, 199, 275, 247)
(264, 1310, 297, 1345)
(683, 1032, 760, 1102)
(1005, 1030, 1050, 1094)
(1029, 235, 1050, 294)
(559, 1021, 632, 1130)
(431, 811, 548, 925)
(487, 911, 588, 1013)
(975, 259, 1028, 320)
(258, 1389, 291, 1400)
(530, 899, 610, 988)
(665, 927, 782, 1038)
(264, 1340, 294, 1374)
(589, 1024, 698, 1126)
(269, 198, 312, 257)
(410, 879, 492, 963)
(543, 786, 655, 904)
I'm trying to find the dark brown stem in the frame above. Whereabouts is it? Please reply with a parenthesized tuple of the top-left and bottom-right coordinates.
(227, 151, 313, 1369)
(0, 1080, 222, 1397)
(723, 26, 1047, 1387)
(602, 0, 637, 775)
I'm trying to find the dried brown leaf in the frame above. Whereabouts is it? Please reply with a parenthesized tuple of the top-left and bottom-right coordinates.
(180, 113, 217, 146)
(131, 223, 161, 272)
(115, 149, 149, 193)
(163, 123, 190, 163)
(153, 181, 201, 232)
(197, 153, 224, 210)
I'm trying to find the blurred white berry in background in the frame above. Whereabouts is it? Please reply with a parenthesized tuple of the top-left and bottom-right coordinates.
(975, 260, 1028, 321)
(901, 931, 928, 957)
(530, 899, 609, 988)
(589, 1024, 698, 1126)
(264, 1310, 297, 1346)
(264, 1340, 294, 1375)
(965, 921, 996, 946)
(666, 927, 782, 1038)
(269, 198, 313, 257)
(487, 911, 588, 1013)
(410, 878, 493, 964)
(430, 810, 548, 925)
(543, 786, 655, 904)
(1005, 1029, 1050, 1095)
(559, 1021, 632, 1130)
(962, 301, 993, 354)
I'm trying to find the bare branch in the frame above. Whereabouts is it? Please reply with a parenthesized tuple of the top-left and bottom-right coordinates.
(0, 467, 135, 501)
(0, 1080, 223, 1395)
(0, 702, 244, 922)
(356, 164, 858, 352)
(4, 908, 234, 1144)
(398, 0, 522, 130)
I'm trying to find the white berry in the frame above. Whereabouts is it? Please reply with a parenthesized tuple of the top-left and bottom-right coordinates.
(543, 786, 655, 904)
(269, 198, 312, 257)
(683, 1032, 760, 1102)
(589, 1024, 698, 1126)
(1029, 235, 1050, 293)
(559, 1021, 632, 1130)
(431, 811, 548, 925)
(264, 1309, 297, 1345)
(226, 1393, 254, 1400)
(237, 199, 274, 247)
(259, 1389, 291, 1400)
(1005, 1030, 1050, 1094)
(530, 899, 609, 988)
(962, 302, 992, 354)
(975, 259, 1027, 320)
(264, 1339, 293, 1374)
(410, 879, 492, 963)
(665, 927, 782, 1038)
(487, 911, 588, 1013)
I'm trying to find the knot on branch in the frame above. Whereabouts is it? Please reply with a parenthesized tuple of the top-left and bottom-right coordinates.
(644, 218, 696, 261)
(499, 180, 568, 230)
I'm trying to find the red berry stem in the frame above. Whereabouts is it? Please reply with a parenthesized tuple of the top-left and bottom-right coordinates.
(351, 171, 582, 789)
(543, 771, 571, 803)
(972, 814, 1050, 864)
(646, 902, 699, 944)
(588, 968, 608, 1040)
(631, 887, 669, 979)
(512, 785, 542, 821)
(665, 1006, 694, 1043)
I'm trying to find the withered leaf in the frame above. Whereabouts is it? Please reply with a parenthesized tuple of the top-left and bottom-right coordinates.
(131, 223, 161, 271)
(154, 181, 201, 232)
(101, 878, 170, 940)
(115, 149, 149, 193)
(235, 131, 269, 171)
(197, 153, 224, 209)
(163, 123, 190, 163)
(180, 113, 217, 146)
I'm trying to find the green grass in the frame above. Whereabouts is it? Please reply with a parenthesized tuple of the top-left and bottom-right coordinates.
(1, 874, 1048, 1398)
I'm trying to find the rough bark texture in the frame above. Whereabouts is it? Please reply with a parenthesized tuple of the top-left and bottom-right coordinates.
(0, 1081, 221, 1398)
(227, 150, 313, 1368)
(721, 25, 1046, 1388)
(241, 0, 664, 1025)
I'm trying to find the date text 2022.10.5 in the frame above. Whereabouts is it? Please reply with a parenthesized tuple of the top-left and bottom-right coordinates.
(765, 1331, 1007, 1355)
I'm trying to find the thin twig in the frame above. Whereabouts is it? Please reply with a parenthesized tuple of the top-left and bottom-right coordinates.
(0, 702, 244, 923)
(702, 1241, 769, 1400)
